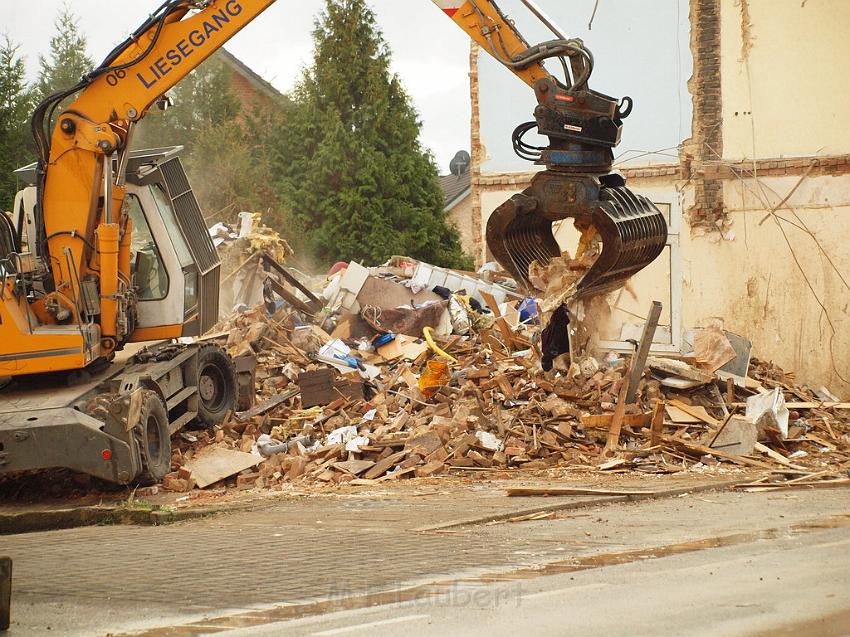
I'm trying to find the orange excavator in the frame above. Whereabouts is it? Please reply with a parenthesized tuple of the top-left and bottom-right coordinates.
(0, 0, 666, 484)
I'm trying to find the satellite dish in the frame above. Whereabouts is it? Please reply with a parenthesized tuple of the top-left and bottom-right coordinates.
(449, 150, 471, 176)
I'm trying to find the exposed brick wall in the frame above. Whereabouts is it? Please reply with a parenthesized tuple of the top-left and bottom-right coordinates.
(228, 71, 276, 116)
(474, 156, 850, 196)
(704, 155, 850, 179)
(684, 0, 725, 230)
(469, 42, 485, 267)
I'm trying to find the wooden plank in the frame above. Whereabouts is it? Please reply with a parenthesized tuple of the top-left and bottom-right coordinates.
(667, 399, 722, 428)
(650, 400, 666, 446)
(804, 434, 837, 450)
(260, 251, 323, 312)
(603, 374, 631, 457)
(735, 478, 850, 492)
(660, 434, 773, 469)
(236, 388, 299, 420)
(665, 404, 703, 424)
(333, 459, 376, 476)
(506, 487, 658, 497)
(731, 401, 850, 410)
(363, 450, 407, 480)
(494, 374, 516, 400)
(580, 412, 652, 429)
(753, 442, 807, 470)
(184, 447, 263, 488)
(625, 300, 662, 403)
(479, 290, 519, 352)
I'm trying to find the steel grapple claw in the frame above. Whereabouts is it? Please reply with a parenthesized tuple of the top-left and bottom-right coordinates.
(486, 171, 668, 300)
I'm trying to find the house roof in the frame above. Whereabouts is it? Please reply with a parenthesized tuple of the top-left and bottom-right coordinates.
(218, 49, 283, 102)
(439, 170, 471, 210)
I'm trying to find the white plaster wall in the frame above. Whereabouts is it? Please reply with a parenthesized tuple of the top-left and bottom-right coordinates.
(681, 174, 850, 395)
(721, 0, 850, 160)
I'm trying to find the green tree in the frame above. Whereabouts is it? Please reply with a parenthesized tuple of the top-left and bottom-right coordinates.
(135, 54, 285, 220)
(272, 0, 471, 268)
(36, 5, 94, 100)
(0, 36, 35, 212)
(135, 55, 240, 155)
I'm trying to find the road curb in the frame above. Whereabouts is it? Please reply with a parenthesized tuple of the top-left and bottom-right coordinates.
(413, 478, 747, 532)
(0, 500, 265, 535)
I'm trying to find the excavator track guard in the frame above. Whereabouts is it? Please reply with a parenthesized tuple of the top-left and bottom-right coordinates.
(486, 171, 668, 300)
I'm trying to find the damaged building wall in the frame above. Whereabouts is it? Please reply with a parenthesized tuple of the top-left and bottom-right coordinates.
(681, 173, 850, 396)
(692, 0, 850, 394)
(470, 0, 850, 395)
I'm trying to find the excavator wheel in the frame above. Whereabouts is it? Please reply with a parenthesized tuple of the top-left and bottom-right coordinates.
(134, 390, 171, 485)
(196, 346, 237, 426)
(486, 171, 668, 300)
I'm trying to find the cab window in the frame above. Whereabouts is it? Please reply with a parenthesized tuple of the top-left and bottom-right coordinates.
(127, 194, 168, 300)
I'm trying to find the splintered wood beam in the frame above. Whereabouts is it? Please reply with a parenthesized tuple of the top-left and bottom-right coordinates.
(506, 487, 658, 497)
(626, 300, 663, 404)
(479, 290, 522, 351)
(660, 434, 773, 469)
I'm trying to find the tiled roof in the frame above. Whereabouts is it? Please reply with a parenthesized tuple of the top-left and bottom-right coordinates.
(218, 49, 283, 102)
(439, 170, 471, 209)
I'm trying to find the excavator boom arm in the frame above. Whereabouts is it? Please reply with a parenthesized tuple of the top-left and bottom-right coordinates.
(68, 1, 553, 128)
(13, 0, 664, 377)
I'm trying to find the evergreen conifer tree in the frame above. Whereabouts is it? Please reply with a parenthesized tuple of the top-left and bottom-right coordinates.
(0, 36, 35, 211)
(273, 0, 471, 268)
(135, 55, 241, 155)
(36, 5, 94, 100)
(135, 54, 283, 218)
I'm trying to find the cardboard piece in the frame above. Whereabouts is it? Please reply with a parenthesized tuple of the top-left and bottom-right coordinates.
(184, 446, 263, 488)
(377, 336, 429, 362)
(694, 325, 737, 373)
(356, 275, 443, 310)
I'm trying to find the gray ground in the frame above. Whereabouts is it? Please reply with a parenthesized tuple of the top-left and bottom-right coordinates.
(2, 481, 848, 636)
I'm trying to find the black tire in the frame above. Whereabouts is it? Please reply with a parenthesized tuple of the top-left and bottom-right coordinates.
(196, 346, 237, 426)
(134, 390, 171, 485)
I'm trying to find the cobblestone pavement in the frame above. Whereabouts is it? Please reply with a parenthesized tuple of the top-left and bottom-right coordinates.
(2, 480, 849, 636)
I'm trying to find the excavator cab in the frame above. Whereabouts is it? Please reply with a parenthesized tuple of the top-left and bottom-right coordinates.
(12, 147, 220, 346)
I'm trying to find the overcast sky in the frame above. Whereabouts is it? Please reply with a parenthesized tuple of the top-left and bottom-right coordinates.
(6, 0, 474, 173)
(7, 1, 689, 174)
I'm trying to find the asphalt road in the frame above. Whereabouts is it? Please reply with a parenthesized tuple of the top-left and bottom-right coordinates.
(238, 523, 850, 637)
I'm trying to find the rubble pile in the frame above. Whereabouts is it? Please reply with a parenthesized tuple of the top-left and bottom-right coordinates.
(210, 213, 299, 317)
(159, 235, 850, 494)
